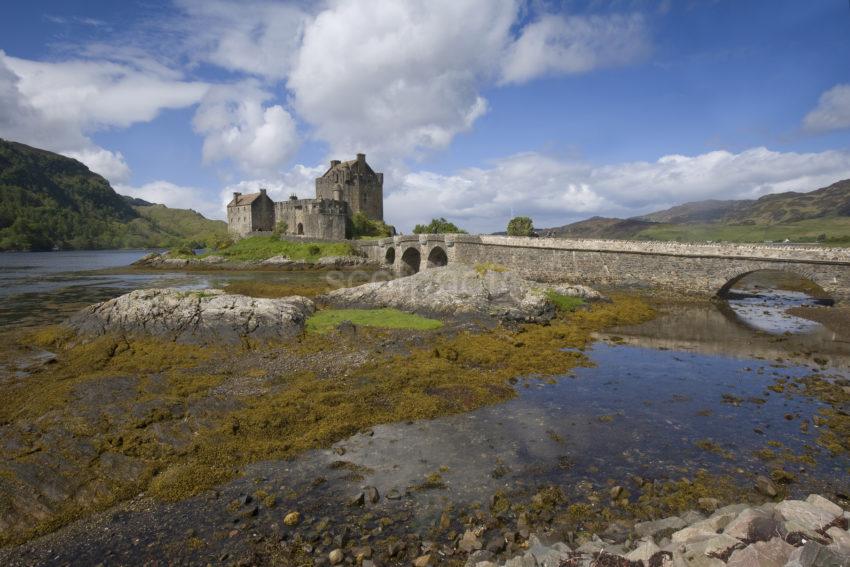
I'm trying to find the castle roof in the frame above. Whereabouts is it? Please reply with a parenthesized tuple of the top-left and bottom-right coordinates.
(320, 154, 376, 178)
(228, 192, 264, 207)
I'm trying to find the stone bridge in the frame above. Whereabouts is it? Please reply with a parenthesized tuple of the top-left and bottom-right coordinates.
(356, 235, 850, 302)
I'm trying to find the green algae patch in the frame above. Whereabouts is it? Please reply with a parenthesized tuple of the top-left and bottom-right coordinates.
(545, 291, 585, 312)
(223, 279, 335, 299)
(474, 262, 507, 275)
(306, 308, 443, 333)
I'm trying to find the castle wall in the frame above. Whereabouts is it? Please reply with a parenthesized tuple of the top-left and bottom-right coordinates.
(251, 196, 275, 232)
(227, 204, 253, 237)
(274, 199, 349, 240)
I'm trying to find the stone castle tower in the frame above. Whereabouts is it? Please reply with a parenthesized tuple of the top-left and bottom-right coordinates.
(315, 153, 383, 221)
(227, 153, 384, 239)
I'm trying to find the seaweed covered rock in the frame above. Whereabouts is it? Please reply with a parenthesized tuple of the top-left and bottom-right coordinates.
(320, 264, 601, 322)
(68, 288, 315, 343)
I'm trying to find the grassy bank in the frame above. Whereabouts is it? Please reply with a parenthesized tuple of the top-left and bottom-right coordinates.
(175, 236, 358, 262)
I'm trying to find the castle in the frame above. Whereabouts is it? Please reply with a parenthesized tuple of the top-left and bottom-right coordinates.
(227, 153, 384, 240)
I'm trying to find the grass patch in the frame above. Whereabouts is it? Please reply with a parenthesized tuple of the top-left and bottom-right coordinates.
(203, 236, 356, 262)
(545, 291, 586, 312)
(306, 308, 443, 333)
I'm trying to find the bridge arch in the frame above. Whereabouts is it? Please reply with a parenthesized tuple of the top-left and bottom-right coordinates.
(427, 246, 448, 268)
(716, 267, 832, 303)
(385, 246, 395, 265)
(400, 247, 421, 275)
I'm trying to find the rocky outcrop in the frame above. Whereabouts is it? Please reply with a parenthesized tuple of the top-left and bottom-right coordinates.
(491, 495, 850, 567)
(320, 265, 602, 322)
(67, 288, 315, 343)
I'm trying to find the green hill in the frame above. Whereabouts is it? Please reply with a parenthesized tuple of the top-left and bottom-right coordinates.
(544, 178, 850, 245)
(0, 139, 227, 251)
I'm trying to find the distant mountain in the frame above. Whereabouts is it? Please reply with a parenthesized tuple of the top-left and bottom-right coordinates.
(540, 178, 850, 245)
(541, 216, 656, 239)
(636, 199, 752, 224)
(638, 179, 850, 226)
(0, 139, 227, 251)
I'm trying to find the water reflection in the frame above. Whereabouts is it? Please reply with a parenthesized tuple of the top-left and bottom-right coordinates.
(726, 289, 828, 334)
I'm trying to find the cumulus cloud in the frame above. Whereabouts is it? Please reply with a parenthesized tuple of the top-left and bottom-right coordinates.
(115, 180, 224, 220)
(287, 0, 517, 160)
(176, 0, 309, 80)
(216, 164, 327, 219)
(193, 82, 299, 174)
(0, 49, 208, 184)
(64, 147, 132, 183)
(384, 147, 850, 233)
(500, 13, 650, 84)
(4, 54, 208, 130)
(804, 84, 850, 132)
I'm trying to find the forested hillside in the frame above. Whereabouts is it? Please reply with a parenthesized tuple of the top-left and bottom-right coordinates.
(0, 139, 226, 251)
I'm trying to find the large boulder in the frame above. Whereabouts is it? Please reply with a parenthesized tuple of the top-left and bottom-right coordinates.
(320, 265, 601, 322)
(68, 288, 315, 343)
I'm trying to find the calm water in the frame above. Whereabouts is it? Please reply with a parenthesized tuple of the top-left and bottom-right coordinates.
(0, 250, 341, 328)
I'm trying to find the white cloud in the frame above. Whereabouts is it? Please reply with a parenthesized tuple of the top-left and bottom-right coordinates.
(288, 0, 517, 160)
(0, 49, 208, 184)
(384, 147, 850, 233)
(804, 84, 850, 132)
(64, 147, 131, 183)
(500, 13, 650, 85)
(176, 0, 309, 80)
(115, 181, 224, 220)
(4, 54, 208, 130)
(192, 82, 299, 174)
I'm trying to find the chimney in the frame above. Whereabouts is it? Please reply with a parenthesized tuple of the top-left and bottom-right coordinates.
(232, 192, 241, 201)
(330, 160, 341, 168)
(259, 188, 267, 195)
(356, 153, 365, 164)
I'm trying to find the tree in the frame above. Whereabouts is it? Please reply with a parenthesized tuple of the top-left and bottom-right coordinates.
(507, 216, 534, 237)
(350, 211, 394, 238)
(273, 220, 289, 236)
(412, 217, 467, 234)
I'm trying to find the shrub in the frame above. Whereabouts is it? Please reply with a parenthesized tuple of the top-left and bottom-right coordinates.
(412, 217, 467, 234)
(273, 221, 289, 236)
(507, 216, 534, 237)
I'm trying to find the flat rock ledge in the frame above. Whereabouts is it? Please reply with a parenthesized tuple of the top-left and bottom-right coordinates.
(321, 264, 602, 322)
(473, 494, 850, 567)
(67, 288, 315, 343)
(132, 252, 370, 270)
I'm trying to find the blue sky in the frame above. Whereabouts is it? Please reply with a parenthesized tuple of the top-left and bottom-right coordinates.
(2, 0, 850, 232)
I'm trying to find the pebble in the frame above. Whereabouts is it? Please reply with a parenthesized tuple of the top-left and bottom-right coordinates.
(283, 511, 300, 526)
(328, 548, 344, 565)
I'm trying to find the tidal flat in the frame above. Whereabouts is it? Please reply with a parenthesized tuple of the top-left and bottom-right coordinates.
(0, 253, 848, 565)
